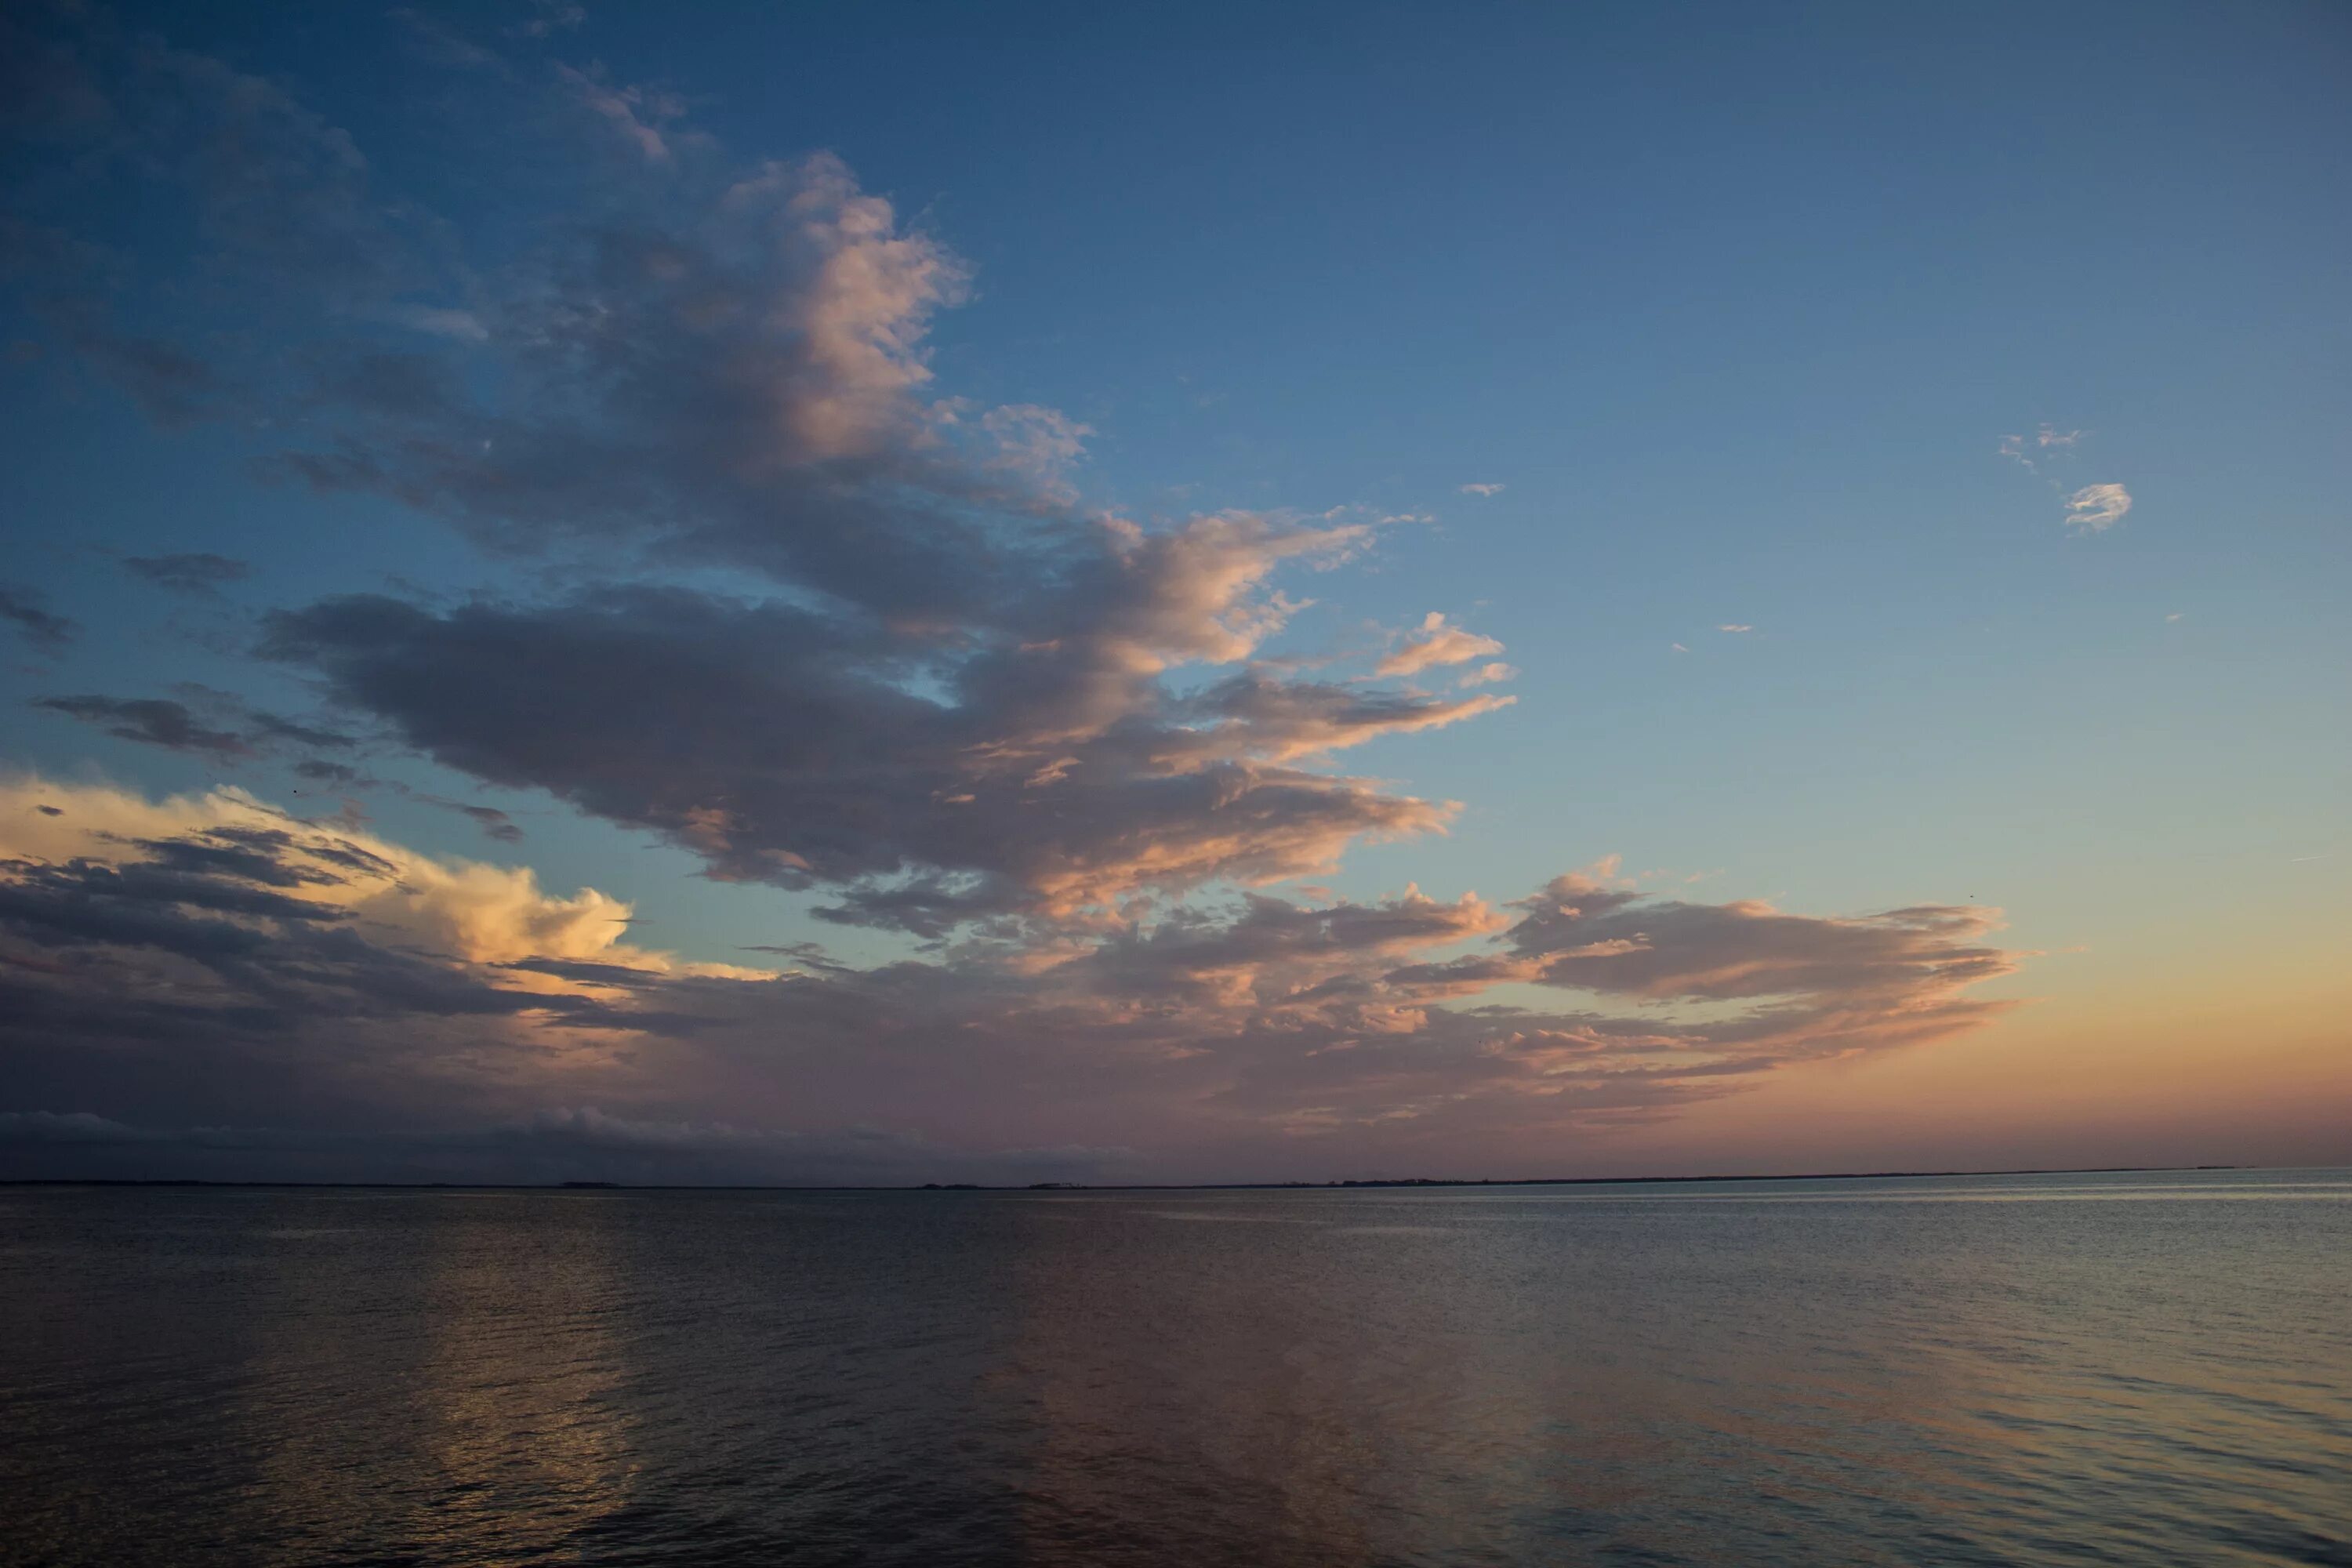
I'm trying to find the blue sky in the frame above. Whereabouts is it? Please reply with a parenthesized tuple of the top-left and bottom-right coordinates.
(1, 0, 2344, 1181)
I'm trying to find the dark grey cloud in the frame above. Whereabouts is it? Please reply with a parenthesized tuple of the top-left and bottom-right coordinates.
(292, 759, 381, 792)
(34, 695, 252, 757)
(263, 579, 1473, 931)
(398, 789, 529, 843)
(0, 583, 77, 652)
(4, 10, 471, 429)
(121, 552, 252, 594)
(458, 804, 524, 843)
(54, 308, 228, 424)
(31, 688, 358, 762)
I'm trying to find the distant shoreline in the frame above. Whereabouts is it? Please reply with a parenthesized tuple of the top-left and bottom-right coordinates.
(0, 1163, 2265, 1193)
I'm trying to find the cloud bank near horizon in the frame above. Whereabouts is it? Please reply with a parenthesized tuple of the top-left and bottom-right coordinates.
(1, 775, 2021, 1181)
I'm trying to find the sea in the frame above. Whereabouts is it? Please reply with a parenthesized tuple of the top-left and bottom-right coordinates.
(2, 1169, 2347, 1566)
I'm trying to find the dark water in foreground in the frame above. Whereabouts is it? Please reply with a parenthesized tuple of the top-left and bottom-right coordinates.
(2, 1172, 2348, 1566)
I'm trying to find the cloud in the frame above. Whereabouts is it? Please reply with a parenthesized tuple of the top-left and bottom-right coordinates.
(459, 804, 524, 843)
(512, 3, 588, 41)
(1458, 662, 1516, 688)
(1717, 624, 1752, 633)
(33, 695, 253, 757)
(0, 584, 76, 652)
(554, 64, 689, 163)
(405, 793, 528, 843)
(0, 792, 637, 1131)
(121, 553, 252, 595)
(24, 114, 1502, 935)
(385, 8, 499, 71)
(1458, 483, 1505, 497)
(34, 687, 354, 762)
(45, 312, 230, 425)
(0, 773, 763, 1038)
(979, 403, 1094, 499)
(2063, 482, 2131, 533)
(1374, 612, 1506, 677)
(387, 303, 488, 341)
(3, 19, 471, 431)
(1998, 426, 2129, 532)
(260, 561, 1494, 931)
(0, 21, 2036, 1178)
(1998, 424, 2087, 474)
(1671, 643, 1689, 654)
(0, 776, 2024, 1177)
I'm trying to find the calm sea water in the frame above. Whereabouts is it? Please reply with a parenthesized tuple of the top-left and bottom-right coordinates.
(2, 1170, 2347, 1566)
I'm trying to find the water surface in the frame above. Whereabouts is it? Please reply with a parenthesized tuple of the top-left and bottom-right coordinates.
(4, 1169, 2348, 1565)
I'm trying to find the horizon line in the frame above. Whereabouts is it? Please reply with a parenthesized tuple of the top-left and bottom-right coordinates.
(2, 1162, 2298, 1194)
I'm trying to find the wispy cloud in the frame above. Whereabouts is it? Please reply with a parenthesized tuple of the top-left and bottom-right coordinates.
(386, 8, 500, 71)
(387, 303, 489, 341)
(2063, 482, 2132, 533)
(554, 63, 691, 163)
(34, 685, 354, 763)
(978, 403, 1094, 499)
(1458, 482, 1505, 497)
(33, 695, 253, 757)
(511, 2, 587, 40)
(0, 585, 77, 652)
(1375, 612, 1506, 678)
(1998, 424, 2087, 474)
(121, 553, 252, 595)
(1717, 623, 1753, 633)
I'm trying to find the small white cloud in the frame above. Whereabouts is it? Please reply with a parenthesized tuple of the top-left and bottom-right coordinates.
(1717, 624, 1753, 633)
(2165, 612, 2183, 622)
(1458, 662, 1518, 688)
(2064, 482, 2131, 533)
(1998, 424, 2088, 474)
(390, 304, 489, 342)
(1459, 482, 1505, 497)
(1670, 643, 1689, 653)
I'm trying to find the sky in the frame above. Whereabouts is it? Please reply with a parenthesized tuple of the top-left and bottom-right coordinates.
(1, 0, 2345, 1185)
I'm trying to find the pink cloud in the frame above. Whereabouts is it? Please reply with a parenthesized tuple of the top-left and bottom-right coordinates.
(1375, 612, 1506, 677)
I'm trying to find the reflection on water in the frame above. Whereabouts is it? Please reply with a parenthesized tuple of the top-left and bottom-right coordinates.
(2, 1170, 2347, 1566)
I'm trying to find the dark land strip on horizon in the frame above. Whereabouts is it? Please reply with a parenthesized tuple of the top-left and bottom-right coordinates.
(0, 1163, 2263, 1192)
